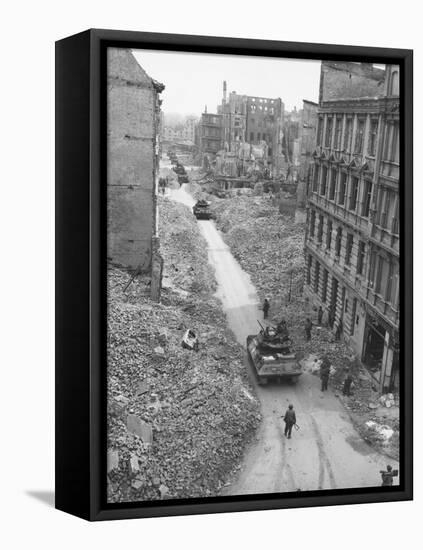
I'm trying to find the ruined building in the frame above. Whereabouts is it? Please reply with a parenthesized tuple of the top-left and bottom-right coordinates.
(197, 82, 285, 177)
(304, 62, 400, 391)
(107, 48, 164, 298)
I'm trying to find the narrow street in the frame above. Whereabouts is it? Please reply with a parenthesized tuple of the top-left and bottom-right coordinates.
(169, 182, 399, 495)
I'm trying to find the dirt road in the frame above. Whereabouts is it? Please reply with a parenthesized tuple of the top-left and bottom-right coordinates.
(169, 183, 398, 494)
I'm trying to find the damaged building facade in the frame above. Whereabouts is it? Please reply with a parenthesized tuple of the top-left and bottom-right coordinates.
(107, 48, 164, 299)
(197, 82, 285, 177)
(304, 62, 400, 392)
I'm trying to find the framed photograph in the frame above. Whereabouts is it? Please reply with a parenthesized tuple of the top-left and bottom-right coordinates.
(55, 29, 413, 521)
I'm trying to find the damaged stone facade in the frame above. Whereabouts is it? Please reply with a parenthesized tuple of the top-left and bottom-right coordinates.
(107, 48, 164, 282)
(197, 82, 285, 177)
(304, 62, 400, 392)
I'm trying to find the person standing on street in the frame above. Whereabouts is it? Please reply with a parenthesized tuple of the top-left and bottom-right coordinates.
(283, 404, 297, 439)
(305, 318, 312, 341)
(343, 370, 353, 396)
(320, 357, 330, 391)
(263, 298, 270, 319)
(380, 465, 398, 486)
(317, 306, 323, 325)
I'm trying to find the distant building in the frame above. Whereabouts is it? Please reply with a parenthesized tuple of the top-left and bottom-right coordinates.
(107, 48, 164, 293)
(304, 62, 399, 392)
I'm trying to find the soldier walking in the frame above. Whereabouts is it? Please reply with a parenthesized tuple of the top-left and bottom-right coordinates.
(320, 357, 330, 391)
(283, 404, 297, 439)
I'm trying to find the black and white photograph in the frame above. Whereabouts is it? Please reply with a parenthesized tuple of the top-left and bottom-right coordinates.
(106, 46, 402, 504)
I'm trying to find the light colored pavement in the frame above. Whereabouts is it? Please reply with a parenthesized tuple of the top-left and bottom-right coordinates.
(169, 183, 399, 495)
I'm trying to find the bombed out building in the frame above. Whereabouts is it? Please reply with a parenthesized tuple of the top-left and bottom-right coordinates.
(304, 62, 400, 392)
(107, 48, 164, 299)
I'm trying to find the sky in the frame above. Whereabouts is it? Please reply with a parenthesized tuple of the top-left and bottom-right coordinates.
(132, 49, 321, 118)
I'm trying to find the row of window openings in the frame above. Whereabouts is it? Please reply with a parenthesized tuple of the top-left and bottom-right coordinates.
(307, 258, 359, 336)
(318, 117, 399, 164)
(317, 117, 378, 155)
(309, 213, 366, 274)
(312, 168, 372, 218)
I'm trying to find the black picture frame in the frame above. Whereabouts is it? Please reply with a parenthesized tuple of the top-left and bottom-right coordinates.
(55, 28, 413, 521)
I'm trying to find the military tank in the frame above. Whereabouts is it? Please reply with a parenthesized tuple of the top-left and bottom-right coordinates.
(192, 199, 212, 220)
(247, 322, 303, 385)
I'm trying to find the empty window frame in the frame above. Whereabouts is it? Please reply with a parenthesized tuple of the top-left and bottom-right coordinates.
(317, 214, 324, 243)
(368, 118, 378, 156)
(345, 233, 354, 266)
(357, 241, 366, 275)
(362, 180, 373, 218)
(329, 168, 337, 200)
(338, 172, 347, 205)
(335, 227, 342, 257)
(326, 220, 333, 250)
(355, 118, 365, 153)
(334, 117, 343, 149)
(349, 177, 359, 211)
(321, 166, 328, 196)
(322, 269, 329, 303)
(325, 116, 333, 147)
(310, 209, 316, 237)
(344, 118, 353, 151)
(307, 255, 313, 285)
(313, 165, 320, 192)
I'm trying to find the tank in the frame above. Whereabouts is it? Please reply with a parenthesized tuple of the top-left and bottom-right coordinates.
(192, 199, 212, 220)
(247, 324, 303, 385)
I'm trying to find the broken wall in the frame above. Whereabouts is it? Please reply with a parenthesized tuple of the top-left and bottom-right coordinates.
(107, 48, 157, 271)
(320, 62, 385, 103)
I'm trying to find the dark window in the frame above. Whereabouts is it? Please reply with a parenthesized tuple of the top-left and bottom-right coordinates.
(320, 166, 327, 196)
(334, 117, 342, 149)
(307, 255, 312, 285)
(310, 210, 316, 237)
(326, 220, 333, 250)
(314, 262, 320, 293)
(313, 165, 320, 192)
(368, 119, 378, 156)
(325, 117, 333, 147)
(362, 180, 373, 218)
(338, 173, 347, 205)
(257, 132, 261, 141)
(355, 119, 365, 153)
(317, 117, 324, 146)
(268, 147, 272, 157)
(345, 234, 353, 266)
(357, 241, 366, 275)
(335, 227, 342, 257)
(250, 132, 254, 142)
(329, 169, 337, 200)
(317, 215, 324, 243)
(344, 118, 352, 151)
(350, 298, 358, 336)
(349, 177, 359, 211)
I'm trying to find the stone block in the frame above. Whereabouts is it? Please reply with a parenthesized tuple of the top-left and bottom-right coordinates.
(126, 414, 153, 444)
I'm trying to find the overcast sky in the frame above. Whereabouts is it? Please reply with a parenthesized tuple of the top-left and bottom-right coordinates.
(133, 49, 321, 117)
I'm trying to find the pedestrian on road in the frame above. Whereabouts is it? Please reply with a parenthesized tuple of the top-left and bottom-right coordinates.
(305, 318, 312, 341)
(283, 404, 297, 439)
(263, 298, 270, 319)
(380, 465, 398, 486)
(317, 306, 323, 325)
(320, 357, 330, 391)
(342, 370, 353, 396)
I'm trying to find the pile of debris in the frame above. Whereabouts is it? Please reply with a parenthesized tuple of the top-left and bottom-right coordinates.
(107, 198, 260, 503)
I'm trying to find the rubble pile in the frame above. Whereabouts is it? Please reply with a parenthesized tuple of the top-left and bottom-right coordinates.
(107, 199, 260, 503)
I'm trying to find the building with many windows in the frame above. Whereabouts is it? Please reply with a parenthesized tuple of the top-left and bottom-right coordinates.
(304, 62, 400, 392)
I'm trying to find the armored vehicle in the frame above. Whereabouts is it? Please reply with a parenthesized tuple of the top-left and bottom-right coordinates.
(247, 323, 303, 385)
